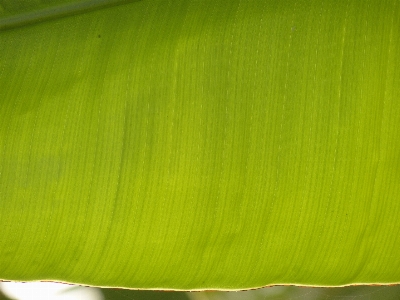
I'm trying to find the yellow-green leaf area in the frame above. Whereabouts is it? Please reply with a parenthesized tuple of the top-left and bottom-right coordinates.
(0, 0, 399, 291)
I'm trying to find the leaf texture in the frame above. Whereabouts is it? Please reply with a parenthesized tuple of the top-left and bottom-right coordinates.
(0, 0, 400, 290)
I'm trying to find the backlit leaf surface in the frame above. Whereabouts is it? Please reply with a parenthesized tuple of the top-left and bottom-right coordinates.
(1, 0, 399, 290)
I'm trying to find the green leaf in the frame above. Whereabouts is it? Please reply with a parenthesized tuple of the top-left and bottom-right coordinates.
(1, 0, 399, 290)
(102, 288, 190, 300)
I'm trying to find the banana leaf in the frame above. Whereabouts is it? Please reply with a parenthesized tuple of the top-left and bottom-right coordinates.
(0, 0, 399, 290)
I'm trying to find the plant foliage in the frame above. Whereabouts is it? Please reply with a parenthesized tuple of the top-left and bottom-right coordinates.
(1, 0, 399, 290)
